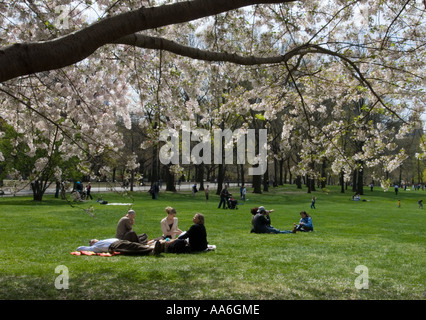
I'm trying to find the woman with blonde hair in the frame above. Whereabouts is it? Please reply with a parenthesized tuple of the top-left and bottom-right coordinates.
(154, 213, 208, 255)
(160, 206, 183, 239)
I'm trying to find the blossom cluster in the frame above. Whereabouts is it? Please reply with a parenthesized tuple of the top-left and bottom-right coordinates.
(0, 0, 424, 190)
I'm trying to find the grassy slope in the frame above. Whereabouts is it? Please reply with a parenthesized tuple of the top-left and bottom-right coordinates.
(0, 185, 424, 300)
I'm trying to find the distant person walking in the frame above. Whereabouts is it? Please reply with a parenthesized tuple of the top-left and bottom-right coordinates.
(150, 183, 159, 199)
(218, 185, 229, 209)
(86, 182, 93, 200)
(205, 185, 210, 203)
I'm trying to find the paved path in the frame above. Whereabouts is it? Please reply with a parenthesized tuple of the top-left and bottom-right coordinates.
(0, 182, 249, 197)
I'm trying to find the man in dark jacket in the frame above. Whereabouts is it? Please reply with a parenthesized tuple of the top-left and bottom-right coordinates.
(218, 185, 229, 209)
(251, 206, 292, 234)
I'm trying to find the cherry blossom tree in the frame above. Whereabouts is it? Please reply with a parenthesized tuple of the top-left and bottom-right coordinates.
(0, 0, 424, 200)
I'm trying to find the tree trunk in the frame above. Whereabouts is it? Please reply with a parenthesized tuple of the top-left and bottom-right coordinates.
(31, 179, 49, 201)
(356, 161, 364, 195)
(151, 142, 159, 187)
(352, 170, 357, 192)
(274, 157, 278, 186)
(112, 167, 116, 182)
(197, 164, 204, 191)
(240, 164, 245, 187)
(321, 160, 327, 189)
(252, 173, 262, 194)
(263, 167, 269, 192)
(130, 170, 134, 192)
(307, 176, 312, 193)
(295, 176, 302, 189)
(165, 165, 176, 192)
(216, 164, 225, 195)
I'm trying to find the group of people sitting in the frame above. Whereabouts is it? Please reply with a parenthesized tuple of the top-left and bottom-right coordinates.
(250, 206, 313, 234)
(76, 204, 314, 256)
(76, 207, 208, 256)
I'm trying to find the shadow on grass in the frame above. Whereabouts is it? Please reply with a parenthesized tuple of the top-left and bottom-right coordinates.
(0, 198, 80, 207)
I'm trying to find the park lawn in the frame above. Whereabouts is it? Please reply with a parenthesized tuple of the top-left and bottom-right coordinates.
(0, 185, 424, 300)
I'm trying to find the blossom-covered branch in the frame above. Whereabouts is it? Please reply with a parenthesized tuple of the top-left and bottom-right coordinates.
(115, 34, 408, 123)
(0, 0, 291, 83)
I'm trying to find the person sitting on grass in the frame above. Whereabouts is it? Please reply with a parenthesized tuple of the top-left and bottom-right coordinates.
(292, 211, 314, 233)
(71, 190, 84, 202)
(161, 206, 184, 239)
(116, 209, 148, 244)
(148, 206, 184, 245)
(250, 206, 274, 231)
(154, 213, 208, 254)
(250, 207, 259, 226)
(251, 206, 292, 234)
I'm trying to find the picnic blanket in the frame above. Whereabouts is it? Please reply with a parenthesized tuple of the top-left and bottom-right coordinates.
(70, 245, 216, 257)
(70, 251, 121, 257)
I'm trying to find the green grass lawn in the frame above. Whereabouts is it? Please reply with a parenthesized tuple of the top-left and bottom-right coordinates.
(0, 184, 424, 300)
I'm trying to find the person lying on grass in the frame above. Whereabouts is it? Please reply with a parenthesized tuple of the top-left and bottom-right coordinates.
(154, 213, 207, 254)
(77, 238, 155, 255)
(77, 238, 119, 253)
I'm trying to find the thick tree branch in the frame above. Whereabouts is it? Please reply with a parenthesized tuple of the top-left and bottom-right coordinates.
(0, 0, 291, 83)
(113, 33, 312, 65)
